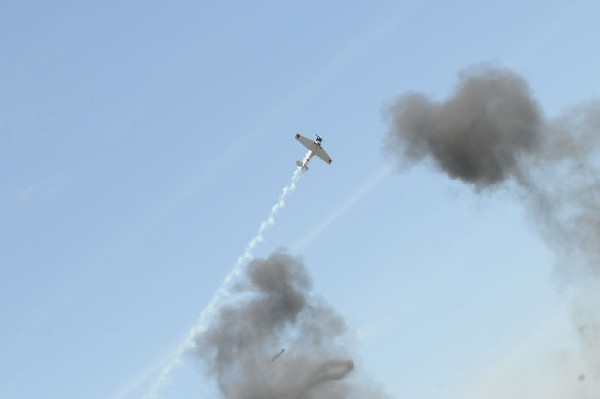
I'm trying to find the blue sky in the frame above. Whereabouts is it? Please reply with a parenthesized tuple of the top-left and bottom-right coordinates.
(2, 1, 599, 398)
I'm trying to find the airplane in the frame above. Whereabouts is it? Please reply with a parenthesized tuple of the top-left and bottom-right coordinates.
(271, 348, 285, 362)
(295, 133, 332, 172)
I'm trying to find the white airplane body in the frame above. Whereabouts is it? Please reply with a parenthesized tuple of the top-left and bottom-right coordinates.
(295, 133, 332, 172)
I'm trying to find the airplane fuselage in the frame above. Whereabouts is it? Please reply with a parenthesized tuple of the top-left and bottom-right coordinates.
(297, 150, 315, 171)
(298, 150, 315, 172)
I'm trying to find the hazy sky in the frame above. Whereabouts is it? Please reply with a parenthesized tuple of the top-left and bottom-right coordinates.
(2, 1, 600, 398)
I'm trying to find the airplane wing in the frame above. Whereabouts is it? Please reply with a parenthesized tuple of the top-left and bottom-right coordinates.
(314, 147, 332, 164)
(295, 134, 318, 152)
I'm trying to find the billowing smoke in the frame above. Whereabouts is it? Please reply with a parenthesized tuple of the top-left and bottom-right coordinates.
(385, 66, 544, 189)
(385, 64, 600, 392)
(145, 169, 301, 399)
(192, 249, 385, 399)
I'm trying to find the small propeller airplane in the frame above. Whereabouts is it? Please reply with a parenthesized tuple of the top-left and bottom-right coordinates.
(271, 348, 285, 362)
(295, 133, 332, 172)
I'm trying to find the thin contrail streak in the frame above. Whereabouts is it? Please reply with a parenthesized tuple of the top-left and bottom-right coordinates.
(293, 166, 389, 252)
(144, 167, 302, 399)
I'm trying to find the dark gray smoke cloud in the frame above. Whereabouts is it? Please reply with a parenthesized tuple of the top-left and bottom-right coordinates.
(384, 63, 600, 276)
(193, 249, 386, 399)
(384, 64, 600, 391)
(384, 65, 545, 189)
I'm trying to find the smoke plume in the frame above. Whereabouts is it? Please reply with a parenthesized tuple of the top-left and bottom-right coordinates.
(384, 65, 547, 188)
(145, 168, 301, 399)
(193, 249, 384, 399)
(384, 64, 600, 392)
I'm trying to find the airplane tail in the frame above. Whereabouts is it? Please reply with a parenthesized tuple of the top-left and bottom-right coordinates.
(296, 160, 308, 172)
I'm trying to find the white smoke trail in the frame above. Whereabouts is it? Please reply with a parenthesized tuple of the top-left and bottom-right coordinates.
(144, 167, 302, 399)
